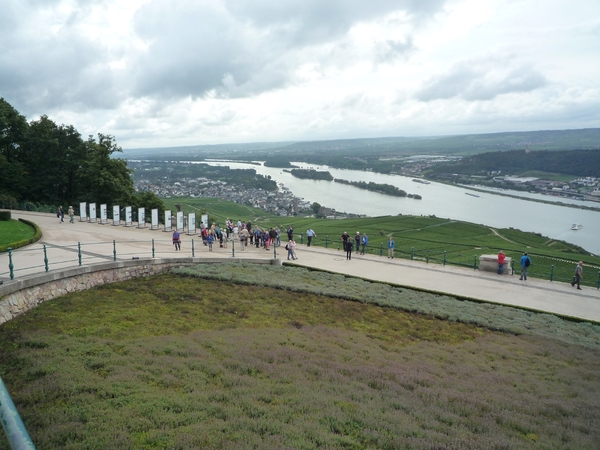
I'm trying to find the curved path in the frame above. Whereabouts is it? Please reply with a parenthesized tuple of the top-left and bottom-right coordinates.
(2, 211, 599, 323)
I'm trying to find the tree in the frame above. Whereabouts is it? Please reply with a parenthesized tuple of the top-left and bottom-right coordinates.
(311, 202, 321, 214)
(0, 98, 28, 199)
(79, 134, 135, 206)
(131, 191, 166, 221)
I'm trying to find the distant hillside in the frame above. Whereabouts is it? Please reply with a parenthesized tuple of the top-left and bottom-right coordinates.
(123, 128, 600, 160)
(427, 149, 600, 178)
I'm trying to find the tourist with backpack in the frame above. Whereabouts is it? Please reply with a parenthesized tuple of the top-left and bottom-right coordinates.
(519, 252, 531, 280)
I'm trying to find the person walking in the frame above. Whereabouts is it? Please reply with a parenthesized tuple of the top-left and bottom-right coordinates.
(306, 228, 316, 246)
(286, 240, 296, 260)
(387, 236, 395, 259)
(354, 232, 361, 253)
(172, 230, 181, 251)
(57, 206, 64, 223)
(361, 233, 368, 255)
(571, 261, 584, 290)
(68, 206, 75, 224)
(207, 232, 214, 252)
(345, 239, 353, 260)
(497, 250, 506, 274)
(519, 252, 531, 280)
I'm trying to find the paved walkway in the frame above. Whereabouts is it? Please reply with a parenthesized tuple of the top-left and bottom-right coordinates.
(2, 211, 600, 323)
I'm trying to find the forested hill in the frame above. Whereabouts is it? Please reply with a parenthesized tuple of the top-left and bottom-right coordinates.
(427, 149, 600, 177)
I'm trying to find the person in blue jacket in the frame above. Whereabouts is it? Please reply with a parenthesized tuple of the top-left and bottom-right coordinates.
(387, 236, 395, 259)
(519, 252, 531, 280)
(361, 233, 368, 255)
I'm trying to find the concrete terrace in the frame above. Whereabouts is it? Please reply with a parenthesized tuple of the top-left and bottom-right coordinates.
(2, 211, 600, 323)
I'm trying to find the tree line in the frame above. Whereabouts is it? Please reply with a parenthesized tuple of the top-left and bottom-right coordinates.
(426, 149, 600, 178)
(0, 98, 163, 214)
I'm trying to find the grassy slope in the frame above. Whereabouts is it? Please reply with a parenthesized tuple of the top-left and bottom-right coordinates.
(0, 267, 599, 449)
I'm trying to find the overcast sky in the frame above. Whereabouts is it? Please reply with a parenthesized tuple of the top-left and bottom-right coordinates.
(2, 0, 599, 148)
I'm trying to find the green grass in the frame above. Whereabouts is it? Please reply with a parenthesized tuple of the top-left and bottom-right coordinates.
(0, 219, 37, 251)
(1, 264, 599, 449)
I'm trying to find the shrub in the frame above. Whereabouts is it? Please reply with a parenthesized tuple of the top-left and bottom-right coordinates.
(0, 211, 11, 221)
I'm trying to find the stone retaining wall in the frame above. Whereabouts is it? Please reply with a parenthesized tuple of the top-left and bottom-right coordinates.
(0, 257, 280, 325)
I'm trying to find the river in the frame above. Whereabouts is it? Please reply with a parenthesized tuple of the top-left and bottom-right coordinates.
(200, 161, 599, 255)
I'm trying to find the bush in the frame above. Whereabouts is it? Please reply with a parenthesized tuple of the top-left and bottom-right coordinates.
(0, 192, 18, 209)
(0, 210, 11, 221)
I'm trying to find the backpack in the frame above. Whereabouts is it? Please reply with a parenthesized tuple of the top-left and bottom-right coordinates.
(285, 244, 289, 250)
(525, 258, 531, 267)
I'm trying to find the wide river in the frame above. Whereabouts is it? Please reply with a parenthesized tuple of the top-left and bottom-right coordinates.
(202, 161, 599, 255)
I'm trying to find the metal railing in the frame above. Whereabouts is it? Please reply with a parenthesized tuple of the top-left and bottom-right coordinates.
(1, 237, 277, 281)
(0, 376, 36, 449)
(300, 235, 600, 288)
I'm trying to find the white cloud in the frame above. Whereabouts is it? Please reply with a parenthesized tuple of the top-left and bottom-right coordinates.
(0, 0, 598, 147)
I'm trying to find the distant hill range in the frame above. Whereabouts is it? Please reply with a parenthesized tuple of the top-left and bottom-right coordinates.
(123, 128, 600, 160)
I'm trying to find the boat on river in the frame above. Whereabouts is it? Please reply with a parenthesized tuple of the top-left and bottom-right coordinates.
(571, 223, 583, 230)
(465, 192, 480, 198)
(412, 179, 430, 184)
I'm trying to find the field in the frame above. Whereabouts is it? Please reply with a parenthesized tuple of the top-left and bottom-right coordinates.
(1, 264, 599, 449)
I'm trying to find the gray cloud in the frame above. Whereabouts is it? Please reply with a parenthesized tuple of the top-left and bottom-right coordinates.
(0, 0, 119, 115)
(130, 0, 445, 101)
(416, 60, 547, 102)
(1, 0, 449, 115)
(375, 38, 416, 63)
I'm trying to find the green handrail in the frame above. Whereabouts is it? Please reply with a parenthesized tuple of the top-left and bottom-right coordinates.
(0, 375, 36, 449)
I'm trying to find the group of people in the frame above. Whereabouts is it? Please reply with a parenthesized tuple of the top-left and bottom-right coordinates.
(340, 231, 372, 260)
(498, 250, 586, 291)
(171, 219, 303, 256)
(57, 206, 75, 224)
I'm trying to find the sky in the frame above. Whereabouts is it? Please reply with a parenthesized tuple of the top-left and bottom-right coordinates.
(1, 0, 599, 149)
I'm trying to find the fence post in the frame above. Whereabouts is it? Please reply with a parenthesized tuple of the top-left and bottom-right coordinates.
(0, 376, 36, 450)
(443, 251, 447, 266)
(112, 240, 116, 261)
(473, 255, 477, 270)
(550, 265, 554, 282)
(43, 244, 49, 272)
(426, 250, 429, 264)
(232, 239, 235, 258)
(597, 271, 599, 289)
(273, 244, 277, 260)
(78, 242, 82, 266)
(8, 248, 14, 280)
(192, 239, 195, 257)
(411, 247, 414, 261)
(152, 239, 155, 258)
(300, 235, 303, 245)
(379, 243, 383, 257)
(325, 236, 329, 249)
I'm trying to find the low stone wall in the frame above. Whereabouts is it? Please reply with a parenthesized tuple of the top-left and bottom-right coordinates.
(0, 257, 280, 325)
(479, 254, 512, 274)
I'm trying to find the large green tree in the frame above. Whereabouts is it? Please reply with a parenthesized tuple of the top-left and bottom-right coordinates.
(0, 98, 162, 212)
(79, 133, 135, 206)
(0, 98, 28, 199)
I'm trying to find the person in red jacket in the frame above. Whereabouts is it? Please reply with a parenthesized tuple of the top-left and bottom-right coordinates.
(497, 250, 506, 274)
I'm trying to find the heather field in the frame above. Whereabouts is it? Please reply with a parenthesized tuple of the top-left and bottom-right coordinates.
(1, 264, 599, 449)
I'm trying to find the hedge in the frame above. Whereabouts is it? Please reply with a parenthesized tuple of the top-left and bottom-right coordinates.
(0, 218, 42, 253)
